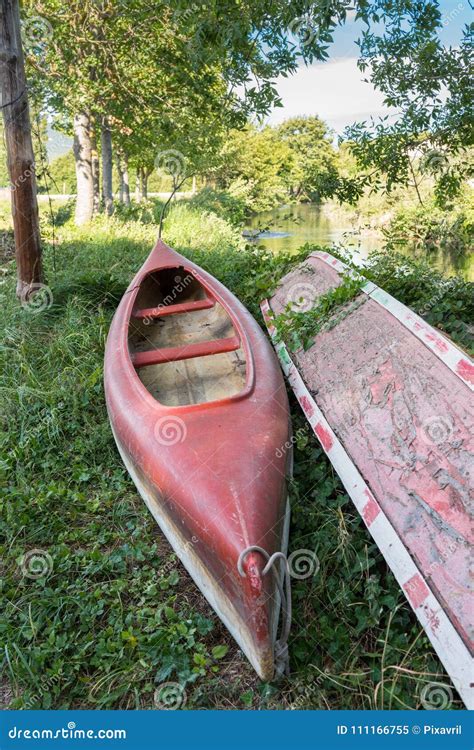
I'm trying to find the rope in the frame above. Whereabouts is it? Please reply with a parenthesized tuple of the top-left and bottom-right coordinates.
(237, 545, 292, 679)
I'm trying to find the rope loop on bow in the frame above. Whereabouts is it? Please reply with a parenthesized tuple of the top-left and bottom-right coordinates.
(237, 545, 292, 678)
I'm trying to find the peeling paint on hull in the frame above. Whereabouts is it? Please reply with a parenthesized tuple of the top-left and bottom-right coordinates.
(263, 251, 474, 708)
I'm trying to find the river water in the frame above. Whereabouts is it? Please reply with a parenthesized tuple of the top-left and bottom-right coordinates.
(247, 204, 473, 281)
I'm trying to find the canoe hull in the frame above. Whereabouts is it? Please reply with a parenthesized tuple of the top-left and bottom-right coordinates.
(111, 422, 290, 679)
(105, 240, 291, 680)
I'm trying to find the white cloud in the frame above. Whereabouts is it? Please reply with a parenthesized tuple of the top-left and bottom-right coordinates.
(267, 57, 398, 135)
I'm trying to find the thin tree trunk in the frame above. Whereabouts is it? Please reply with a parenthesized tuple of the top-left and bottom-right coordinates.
(122, 155, 130, 206)
(73, 111, 94, 225)
(135, 167, 142, 202)
(90, 126, 100, 215)
(409, 158, 424, 206)
(0, 0, 43, 300)
(115, 154, 124, 202)
(140, 167, 149, 200)
(101, 120, 113, 215)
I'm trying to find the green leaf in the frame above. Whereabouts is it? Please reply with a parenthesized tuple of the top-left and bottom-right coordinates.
(211, 644, 228, 659)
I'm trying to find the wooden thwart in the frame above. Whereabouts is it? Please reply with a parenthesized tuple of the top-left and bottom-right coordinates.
(133, 297, 214, 320)
(131, 335, 240, 367)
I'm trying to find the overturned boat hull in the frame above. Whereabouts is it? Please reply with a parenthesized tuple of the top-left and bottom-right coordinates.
(263, 251, 473, 707)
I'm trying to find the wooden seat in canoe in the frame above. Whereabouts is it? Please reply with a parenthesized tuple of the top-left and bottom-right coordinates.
(128, 264, 248, 406)
(131, 335, 241, 367)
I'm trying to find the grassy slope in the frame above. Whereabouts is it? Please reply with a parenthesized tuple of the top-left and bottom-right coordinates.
(0, 200, 467, 710)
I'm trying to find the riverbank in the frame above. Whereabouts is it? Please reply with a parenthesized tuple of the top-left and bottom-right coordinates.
(247, 195, 474, 281)
(1, 198, 471, 708)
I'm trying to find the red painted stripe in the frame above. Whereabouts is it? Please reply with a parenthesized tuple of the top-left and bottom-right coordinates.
(131, 336, 240, 367)
(362, 490, 381, 527)
(314, 422, 333, 452)
(300, 395, 315, 418)
(456, 358, 474, 385)
(404, 574, 430, 609)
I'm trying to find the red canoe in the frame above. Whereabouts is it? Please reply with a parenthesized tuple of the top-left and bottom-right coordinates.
(104, 240, 291, 680)
(262, 251, 474, 708)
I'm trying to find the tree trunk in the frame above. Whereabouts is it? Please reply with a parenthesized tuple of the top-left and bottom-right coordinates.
(135, 167, 142, 202)
(73, 111, 94, 225)
(115, 154, 124, 202)
(122, 155, 130, 206)
(90, 126, 100, 215)
(101, 120, 113, 215)
(0, 0, 43, 301)
(140, 167, 148, 200)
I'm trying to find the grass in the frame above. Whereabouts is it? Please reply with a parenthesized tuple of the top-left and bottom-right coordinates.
(0, 198, 468, 710)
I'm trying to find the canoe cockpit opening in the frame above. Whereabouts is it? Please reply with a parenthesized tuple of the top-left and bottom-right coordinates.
(128, 266, 247, 406)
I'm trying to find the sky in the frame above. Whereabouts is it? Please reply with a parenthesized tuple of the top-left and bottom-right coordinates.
(47, 1, 471, 157)
(266, 0, 471, 136)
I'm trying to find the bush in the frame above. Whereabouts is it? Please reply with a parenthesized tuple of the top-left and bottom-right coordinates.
(189, 186, 247, 225)
(383, 199, 473, 266)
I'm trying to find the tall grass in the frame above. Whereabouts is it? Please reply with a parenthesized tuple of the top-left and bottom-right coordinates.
(0, 200, 464, 709)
